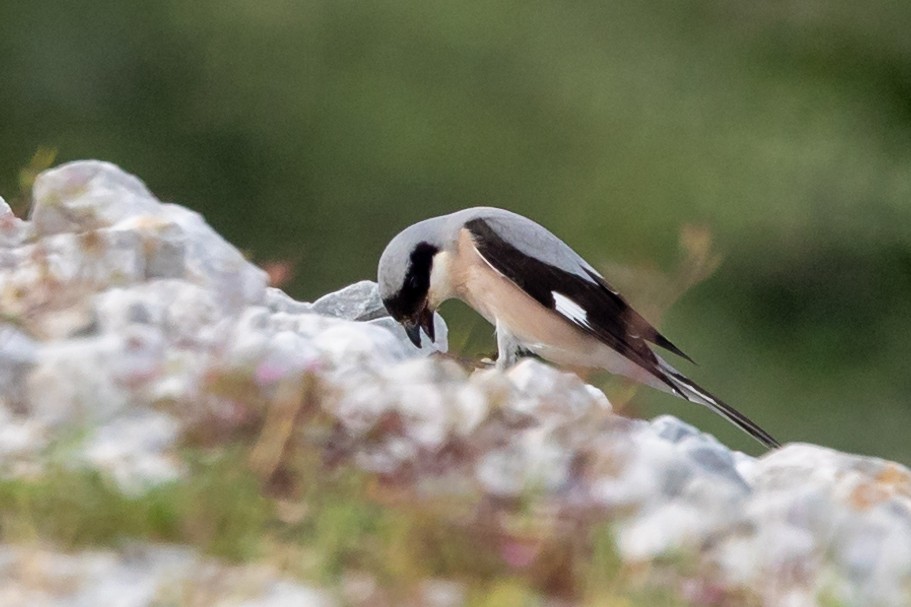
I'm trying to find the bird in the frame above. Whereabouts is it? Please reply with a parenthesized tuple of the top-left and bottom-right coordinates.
(377, 207, 780, 449)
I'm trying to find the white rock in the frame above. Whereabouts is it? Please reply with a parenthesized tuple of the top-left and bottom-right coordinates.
(253, 330, 322, 385)
(265, 286, 313, 314)
(26, 334, 132, 427)
(453, 380, 489, 436)
(313, 320, 411, 370)
(650, 414, 700, 443)
(237, 580, 334, 607)
(369, 315, 448, 356)
(30, 160, 160, 235)
(0, 544, 333, 607)
(0, 406, 47, 477)
(418, 579, 466, 607)
(0, 197, 29, 247)
(0, 325, 37, 408)
(80, 410, 183, 495)
(475, 425, 571, 497)
(506, 359, 610, 422)
(313, 280, 449, 355)
(616, 501, 708, 561)
(159, 203, 268, 309)
(311, 279, 384, 320)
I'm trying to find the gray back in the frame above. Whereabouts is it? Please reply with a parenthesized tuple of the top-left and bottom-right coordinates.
(377, 206, 599, 299)
(449, 207, 601, 280)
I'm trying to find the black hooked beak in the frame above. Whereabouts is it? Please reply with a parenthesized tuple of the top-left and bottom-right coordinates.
(403, 306, 435, 348)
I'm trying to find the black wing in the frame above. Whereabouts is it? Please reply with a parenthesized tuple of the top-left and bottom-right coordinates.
(465, 219, 780, 448)
(465, 218, 781, 449)
(465, 218, 691, 385)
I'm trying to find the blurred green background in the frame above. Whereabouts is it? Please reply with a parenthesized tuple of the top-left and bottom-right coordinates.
(2, 0, 910, 460)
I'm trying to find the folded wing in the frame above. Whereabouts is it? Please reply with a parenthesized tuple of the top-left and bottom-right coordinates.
(464, 217, 691, 389)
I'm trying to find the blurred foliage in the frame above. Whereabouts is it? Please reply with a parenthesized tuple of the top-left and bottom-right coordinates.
(0, 449, 268, 561)
(2, 0, 911, 459)
(0, 377, 698, 606)
(0, 456, 691, 604)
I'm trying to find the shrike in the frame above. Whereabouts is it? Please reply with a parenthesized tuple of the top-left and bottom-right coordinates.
(377, 207, 779, 449)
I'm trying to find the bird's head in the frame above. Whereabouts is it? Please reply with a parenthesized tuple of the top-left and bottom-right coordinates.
(377, 218, 453, 348)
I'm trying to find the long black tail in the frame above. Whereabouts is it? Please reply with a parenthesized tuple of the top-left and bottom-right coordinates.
(660, 363, 780, 449)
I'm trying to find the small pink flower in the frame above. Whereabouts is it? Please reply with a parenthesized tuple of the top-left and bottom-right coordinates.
(499, 538, 541, 569)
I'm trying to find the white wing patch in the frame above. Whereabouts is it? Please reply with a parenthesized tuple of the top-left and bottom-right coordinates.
(552, 292, 592, 329)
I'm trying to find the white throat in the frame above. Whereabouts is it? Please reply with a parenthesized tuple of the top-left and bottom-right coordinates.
(427, 250, 456, 308)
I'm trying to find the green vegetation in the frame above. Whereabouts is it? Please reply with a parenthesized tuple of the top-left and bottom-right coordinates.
(0, 438, 695, 605)
(0, 449, 267, 560)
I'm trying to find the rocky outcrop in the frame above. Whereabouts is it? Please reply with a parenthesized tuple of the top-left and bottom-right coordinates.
(1, 161, 908, 606)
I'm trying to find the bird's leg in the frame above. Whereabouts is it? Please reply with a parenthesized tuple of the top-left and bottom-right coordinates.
(495, 320, 522, 369)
